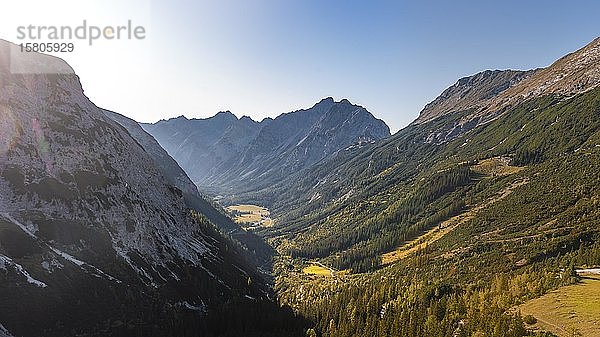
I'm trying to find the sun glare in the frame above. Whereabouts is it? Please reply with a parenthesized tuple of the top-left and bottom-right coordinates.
(0, 107, 21, 156)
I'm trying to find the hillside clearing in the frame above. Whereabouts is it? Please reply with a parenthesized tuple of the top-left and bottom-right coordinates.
(381, 216, 463, 264)
(226, 204, 270, 215)
(381, 179, 528, 264)
(518, 274, 600, 337)
(302, 262, 334, 277)
(472, 156, 524, 176)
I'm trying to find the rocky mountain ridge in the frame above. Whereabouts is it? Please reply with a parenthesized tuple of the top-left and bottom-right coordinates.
(414, 69, 537, 124)
(143, 97, 391, 195)
(485, 36, 600, 114)
(415, 37, 600, 143)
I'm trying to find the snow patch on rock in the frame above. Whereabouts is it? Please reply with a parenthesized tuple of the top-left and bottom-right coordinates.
(0, 254, 47, 288)
(1, 212, 120, 283)
(0, 323, 15, 337)
(41, 257, 64, 273)
(48, 247, 121, 283)
(176, 300, 207, 314)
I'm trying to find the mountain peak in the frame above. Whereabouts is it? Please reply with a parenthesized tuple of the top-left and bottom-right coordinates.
(153, 115, 187, 124)
(311, 97, 336, 110)
(214, 110, 238, 119)
(483, 36, 600, 114)
(240, 115, 257, 122)
(414, 69, 535, 124)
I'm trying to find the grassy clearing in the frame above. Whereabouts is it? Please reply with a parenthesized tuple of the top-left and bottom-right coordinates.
(518, 274, 600, 337)
(472, 156, 524, 176)
(225, 204, 274, 228)
(226, 204, 270, 215)
(236, 213, 262, 223)
(381, 212, 466, 264)
(302, 264, 333, 277)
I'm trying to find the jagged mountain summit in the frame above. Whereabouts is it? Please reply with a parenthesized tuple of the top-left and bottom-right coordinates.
(142, 97, 391, 195)
(0, 40, 271, 337)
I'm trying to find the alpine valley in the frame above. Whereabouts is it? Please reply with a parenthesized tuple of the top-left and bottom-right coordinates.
(1, 35, 600, 337)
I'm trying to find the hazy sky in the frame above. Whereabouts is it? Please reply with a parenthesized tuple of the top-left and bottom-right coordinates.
(1, 0, 599, 132)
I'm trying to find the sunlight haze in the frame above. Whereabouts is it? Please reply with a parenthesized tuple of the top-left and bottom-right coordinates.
(1, 0, 598, 132)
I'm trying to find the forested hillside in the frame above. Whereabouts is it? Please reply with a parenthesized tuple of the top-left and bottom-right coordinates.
(271, 86, 600, 337)
(240, 38, 600, 337)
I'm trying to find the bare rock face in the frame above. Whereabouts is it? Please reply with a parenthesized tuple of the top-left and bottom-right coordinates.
(105, 109, 275, 269)
(414, 37, 600, 143)
(0, 40, 263, 337)
(143, 97, 391, 195)
(485, 37, 600, 113)
(103, 109, 202, 197)
(414, 69, 536, 124)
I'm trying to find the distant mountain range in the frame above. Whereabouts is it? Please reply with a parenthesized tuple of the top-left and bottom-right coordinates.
(141, 97, 390, 196)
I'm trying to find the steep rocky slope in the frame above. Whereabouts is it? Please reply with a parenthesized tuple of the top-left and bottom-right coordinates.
(414, 69, 536, 124)
(105, 109, 275, 270)
(103, 109, 236, 230)
(103, 109, 201, 198)
(0, 40, 269, 337)
(143, 97, 390, 196)
(414, 37, 600, 143)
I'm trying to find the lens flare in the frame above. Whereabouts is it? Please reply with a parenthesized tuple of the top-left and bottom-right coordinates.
(0, 107, 22, 156)
(31, 118, 54, 173)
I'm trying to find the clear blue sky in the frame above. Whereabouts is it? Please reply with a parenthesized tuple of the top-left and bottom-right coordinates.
(2, 0, 599, 132)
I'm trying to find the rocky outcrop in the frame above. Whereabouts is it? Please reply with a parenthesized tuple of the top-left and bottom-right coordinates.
(414, 69, 536, 124)
(414, 37, 600, 143)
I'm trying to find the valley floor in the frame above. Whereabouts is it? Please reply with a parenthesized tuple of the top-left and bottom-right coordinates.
(225, 204, 274, 228)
